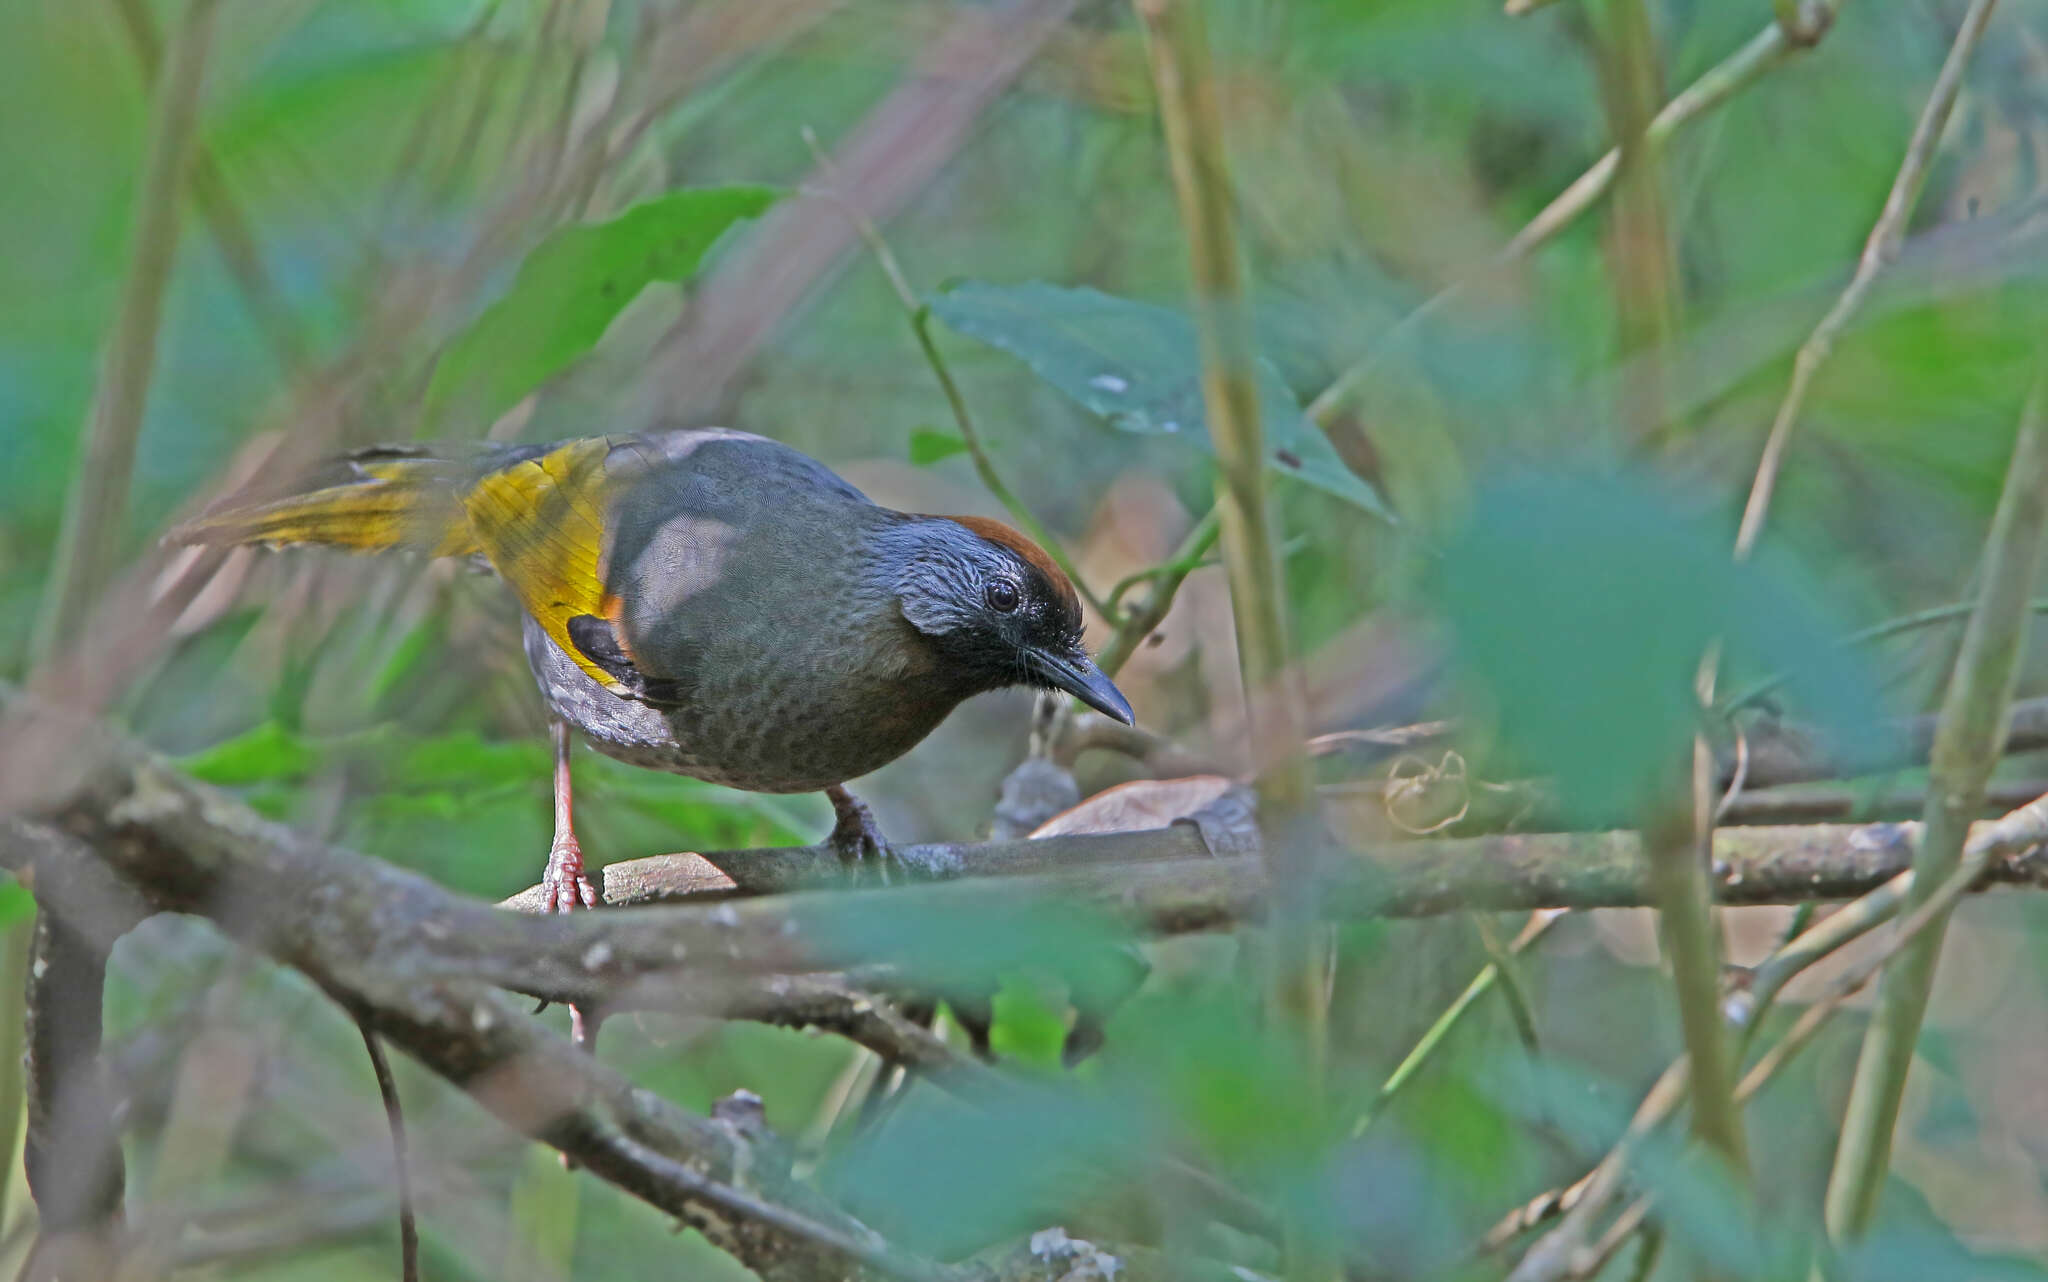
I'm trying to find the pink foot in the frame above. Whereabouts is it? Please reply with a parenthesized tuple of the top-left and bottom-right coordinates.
(540, 838, 599, 913)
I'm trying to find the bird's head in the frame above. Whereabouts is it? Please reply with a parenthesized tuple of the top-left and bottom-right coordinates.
(889, 516, 1134, 725)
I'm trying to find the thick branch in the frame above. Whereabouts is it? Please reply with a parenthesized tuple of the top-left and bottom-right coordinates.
(9, 697, 2048, 1279)
(1730, 692, 2048, 790)
(8, 707, 2047, 1029)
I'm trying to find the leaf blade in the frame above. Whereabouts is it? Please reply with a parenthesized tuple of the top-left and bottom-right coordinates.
(423, 184, 779, 429)
(929, 280, 1395, 520)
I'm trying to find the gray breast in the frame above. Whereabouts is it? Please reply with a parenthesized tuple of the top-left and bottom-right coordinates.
(521, 615, 961, 793)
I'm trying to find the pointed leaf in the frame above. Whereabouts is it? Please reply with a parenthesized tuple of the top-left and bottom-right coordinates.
(424, 185, 779, 428)
(929, 280, 1394, 520)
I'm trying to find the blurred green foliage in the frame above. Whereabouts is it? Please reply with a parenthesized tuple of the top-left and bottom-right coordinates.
(5, 0, 2048, 1278)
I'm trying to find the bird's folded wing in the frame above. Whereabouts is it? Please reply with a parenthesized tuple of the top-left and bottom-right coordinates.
(462, 437, 651, 699)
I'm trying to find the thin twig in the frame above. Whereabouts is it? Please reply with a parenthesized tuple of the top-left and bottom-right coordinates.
(1504, 1061, 1689, 1282)
(1733, 0, 2001, 562)
(1823, 358, 2048, 1239)
(1353, 910, 1562, 1138)
(1471, 912, 1543, 1055)
(1096, 506, 1223, 676)
(355, 1022, 420, 1282)
(798, 129, 1108, 618)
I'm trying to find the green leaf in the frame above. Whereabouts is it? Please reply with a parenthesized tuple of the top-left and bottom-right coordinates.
(988, 975, 1069, 1071)
(1436, 469, 1890, 820)
(907, 427, 970, 466)
(928, 280, 1394, 521)
(179, 721, 320, 785)
(0, 880, 34, 931)
(423, 185, 780, 429)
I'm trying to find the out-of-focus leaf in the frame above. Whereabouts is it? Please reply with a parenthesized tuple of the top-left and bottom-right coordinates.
(1104, 985, 1325, 1171)
(797, 891, 1136, 1007)
(1435, 469, 1889, 820)
(929, 280, 1395, 521)
(1845, 1212, 2048, 1282)
(179, 721, 320, 785)
(423, 185, 779, 429)
(907, 427, 970, 466)
(988, 975, 1068, 1071)
(388, 730, 547, 789)
(820, 1077, 1141, 1259)
(0, 879, 33, 930)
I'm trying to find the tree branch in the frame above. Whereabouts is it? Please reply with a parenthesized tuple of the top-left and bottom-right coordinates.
(10, 691, 2048, 1278)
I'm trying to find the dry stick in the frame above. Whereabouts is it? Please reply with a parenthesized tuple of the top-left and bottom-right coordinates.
(1582, 1201, 1656, 1282)
(32, 0, 223, 665)
(1505, 1062, 1691, 1282)
(1305, 0, 1847, 434)
(1135, 7, 1329, 1280)
(1732, 0, 2000, 562)
(1824, 367, 2047, 1237)
(796, 129, 1107, 618)
(355, 1023, 420, 1282)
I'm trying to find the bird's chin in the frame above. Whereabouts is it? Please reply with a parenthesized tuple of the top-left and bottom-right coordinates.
(1026, 650, 1135, 726)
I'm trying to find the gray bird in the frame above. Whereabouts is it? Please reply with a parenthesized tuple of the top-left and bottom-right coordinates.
(174, 427, 1135, 910)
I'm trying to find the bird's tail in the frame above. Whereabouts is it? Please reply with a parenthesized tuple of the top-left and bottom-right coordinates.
(167, 446, 484, 558)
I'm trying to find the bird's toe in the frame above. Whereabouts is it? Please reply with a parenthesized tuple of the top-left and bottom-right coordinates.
(542, 841, 600, 912)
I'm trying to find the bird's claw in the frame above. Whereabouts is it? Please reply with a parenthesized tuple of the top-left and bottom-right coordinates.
(541, 838, 600, 913)
(826, 789, 899, 884)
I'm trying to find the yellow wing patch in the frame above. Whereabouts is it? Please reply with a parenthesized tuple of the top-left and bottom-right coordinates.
(461, 437, 635, 696)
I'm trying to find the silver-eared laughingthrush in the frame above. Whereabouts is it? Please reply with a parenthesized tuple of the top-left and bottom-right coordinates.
(173, 428, 1135, 909)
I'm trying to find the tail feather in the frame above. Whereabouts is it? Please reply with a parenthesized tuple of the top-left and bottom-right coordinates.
(167, 450, 480, 557)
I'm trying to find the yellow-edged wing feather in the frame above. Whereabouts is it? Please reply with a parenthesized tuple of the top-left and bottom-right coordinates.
(461, 437, 634, 696)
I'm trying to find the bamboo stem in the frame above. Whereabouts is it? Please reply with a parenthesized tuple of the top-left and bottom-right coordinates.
(1822, 366, 2048, 1239)
(1134, 2, 1326, 1276)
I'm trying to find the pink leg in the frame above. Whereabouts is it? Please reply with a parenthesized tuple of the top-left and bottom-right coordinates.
(541, 721, 605, 1064)
(541, 720, 600, 913)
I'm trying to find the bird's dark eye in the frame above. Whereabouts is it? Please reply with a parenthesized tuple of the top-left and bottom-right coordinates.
(985, 579, 1021, 613)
